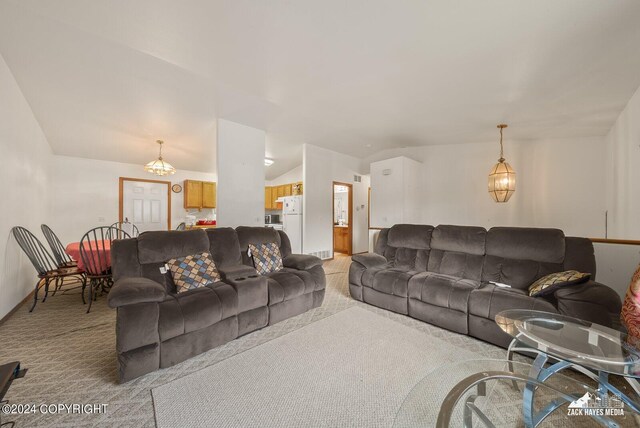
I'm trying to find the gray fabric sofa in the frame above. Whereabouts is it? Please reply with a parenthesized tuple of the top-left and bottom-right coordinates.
(349, 224, 621, 348)
(108, 227, 325, 382)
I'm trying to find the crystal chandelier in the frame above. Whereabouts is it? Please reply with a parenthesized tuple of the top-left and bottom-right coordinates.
(488, 124, 516, 202)
(144, 140, 176, 176)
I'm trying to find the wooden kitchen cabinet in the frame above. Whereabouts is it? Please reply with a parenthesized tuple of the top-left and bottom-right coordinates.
(265, 187, 273, 209)
(184, 180, 216, 209)
(201, 181, 216, 208)
(264, 182, 302, 209)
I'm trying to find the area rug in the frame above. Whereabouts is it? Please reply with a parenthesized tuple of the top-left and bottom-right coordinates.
(151, 307, 481, 427)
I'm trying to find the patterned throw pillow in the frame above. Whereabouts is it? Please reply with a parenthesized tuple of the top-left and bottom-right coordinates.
(621, 264, 640, 341)
(167, 252, 221, 293)
(248, 242, 283, 275)
(528, 270, 591, 297)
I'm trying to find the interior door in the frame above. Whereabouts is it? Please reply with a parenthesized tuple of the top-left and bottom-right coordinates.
(120, 178, 171, 232)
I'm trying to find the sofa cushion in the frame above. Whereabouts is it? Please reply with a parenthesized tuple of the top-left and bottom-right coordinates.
(431, 225, 486, 255)
(485, 227, 565, 264)
(482, 255, 564, 291)
(468, 284, 557, 321)
(370, 269, 420, 298)
(158, 283, 238, 341)
(267, 268, 317, 305)
(528, 270, 591, 297)
(249, 242, 283, 275)
(387, 224, 434, 249)
(408, 272, 479, 313)
(167, 252, 221, 293)
(137, 229, 209, 264)
(206, 228, 243, 268)
(236, 226, 283, 266)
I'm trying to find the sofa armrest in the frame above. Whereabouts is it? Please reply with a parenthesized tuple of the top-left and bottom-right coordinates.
(352, 253, 388, 269)
(554, 280, 622, 327)
(283, 254, 322, 270)
(218, 264, 259, 281)
(108, 277, 166, 308)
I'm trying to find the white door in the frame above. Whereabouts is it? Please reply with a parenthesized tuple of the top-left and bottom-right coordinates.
(122, 180, 169, 233)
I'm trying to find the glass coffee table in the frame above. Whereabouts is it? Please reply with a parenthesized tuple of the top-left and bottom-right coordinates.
(496, 309, 640, 427)
(393, 359, 634, 427)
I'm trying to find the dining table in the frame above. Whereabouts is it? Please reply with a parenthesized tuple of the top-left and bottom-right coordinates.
(65, 241, 112, 274)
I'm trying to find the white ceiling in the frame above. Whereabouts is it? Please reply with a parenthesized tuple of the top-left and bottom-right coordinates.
(1, 0, 640, 179)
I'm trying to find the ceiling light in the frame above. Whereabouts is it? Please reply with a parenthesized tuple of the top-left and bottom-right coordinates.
(264, 158, 274, 166)
(144, 140, 176, 176)
(488, 124, 516, 203)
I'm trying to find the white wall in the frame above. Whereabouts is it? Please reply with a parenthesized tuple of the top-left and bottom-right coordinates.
(267, 164, 302, 186)
(364, 136, 607, 237)
(0, 53, 52, 319)
(216, 119, 265, 228)
(605, 85, 640, 240)
(302, 144, 370, 258)
(370, 156, 422, 228)
(49, 156, 217, 245)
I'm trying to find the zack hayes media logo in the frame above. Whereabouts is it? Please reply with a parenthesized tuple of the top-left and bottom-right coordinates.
(567, 392, 624, 417)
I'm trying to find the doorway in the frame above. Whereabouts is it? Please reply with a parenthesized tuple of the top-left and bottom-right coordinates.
(332, 182, 353, 255)
(119, 177, 172, 232)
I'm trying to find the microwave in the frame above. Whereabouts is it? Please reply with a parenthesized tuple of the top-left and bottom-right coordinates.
(265, 214, 280, 224)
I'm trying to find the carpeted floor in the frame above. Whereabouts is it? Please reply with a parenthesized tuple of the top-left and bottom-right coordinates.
(152, 307, 482, 428)
(2, 254, 624, 427)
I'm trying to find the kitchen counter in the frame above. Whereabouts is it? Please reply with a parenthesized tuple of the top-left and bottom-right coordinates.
(334, 224, 349, 228)
(187, 224, 217, 229)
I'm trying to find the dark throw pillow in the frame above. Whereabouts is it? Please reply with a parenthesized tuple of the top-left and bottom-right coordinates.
(167, 252, 221, 293)
(248, 242, 283, 275)
(528, 270, 591, 297)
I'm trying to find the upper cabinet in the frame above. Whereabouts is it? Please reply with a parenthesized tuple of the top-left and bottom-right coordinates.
(184, 180, 216, 209)
(264, 182, 303, 209)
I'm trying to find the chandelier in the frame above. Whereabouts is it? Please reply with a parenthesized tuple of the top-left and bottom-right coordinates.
(488, 124, 515, 203)
(144, 140, 176, 176)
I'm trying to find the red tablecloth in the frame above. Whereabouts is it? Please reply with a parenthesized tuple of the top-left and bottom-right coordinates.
(66, 241, 111, 274)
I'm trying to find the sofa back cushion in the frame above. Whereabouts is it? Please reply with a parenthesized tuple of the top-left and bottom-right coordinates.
(374, 229, 397, 261)
(428, 225, 486, 281)
(135, 229, 211, 293)
(206, 227, 243, 268)
(236, 226, 284, 266)
(482, 227, 565, 290)
(386, 224, 433, 271)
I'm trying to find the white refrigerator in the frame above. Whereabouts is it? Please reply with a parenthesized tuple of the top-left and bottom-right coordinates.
(282, 196, 303, 253)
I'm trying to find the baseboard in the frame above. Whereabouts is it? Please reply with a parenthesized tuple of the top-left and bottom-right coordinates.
(351, 251, 368, 255)
(0, 290, 35, 326)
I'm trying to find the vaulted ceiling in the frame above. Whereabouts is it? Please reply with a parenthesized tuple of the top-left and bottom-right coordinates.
(1, 0, 640, 179)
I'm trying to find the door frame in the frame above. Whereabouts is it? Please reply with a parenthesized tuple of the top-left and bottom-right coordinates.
(332, 181, 353, 255)
(119, 177, 172, 230)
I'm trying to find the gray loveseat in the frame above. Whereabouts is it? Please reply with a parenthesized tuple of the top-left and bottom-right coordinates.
(349, 224, 621, 347)
(108, 227, 325, 382)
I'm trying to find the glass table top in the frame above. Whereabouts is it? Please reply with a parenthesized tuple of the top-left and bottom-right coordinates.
(496, 310, 640, 377)
(393, 359, 637, 427)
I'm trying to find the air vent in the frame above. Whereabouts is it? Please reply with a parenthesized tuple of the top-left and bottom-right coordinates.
(308, 250, 332, 260)
(353, 175, 361, 182)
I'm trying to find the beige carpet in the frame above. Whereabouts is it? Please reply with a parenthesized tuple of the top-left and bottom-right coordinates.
(152, 306, 480, 428)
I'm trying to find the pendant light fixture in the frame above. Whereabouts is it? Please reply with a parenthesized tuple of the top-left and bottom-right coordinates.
(144, 140, 176, 176)
(488, 124, 516, 202)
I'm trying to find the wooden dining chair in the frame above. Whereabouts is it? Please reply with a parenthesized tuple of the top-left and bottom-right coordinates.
(41, 224, 76, 268)
(79, 226, 131, 313)
(11, 226, 86, 312)
(176, 222, 186, 231)
(110, 220, 139, 238)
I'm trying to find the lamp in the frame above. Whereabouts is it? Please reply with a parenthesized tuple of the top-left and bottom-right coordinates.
(488, 124, 515, 202)
(144, 140, 176, 176)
